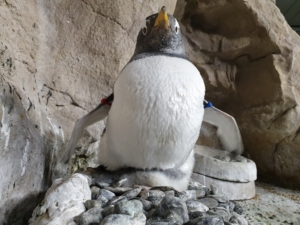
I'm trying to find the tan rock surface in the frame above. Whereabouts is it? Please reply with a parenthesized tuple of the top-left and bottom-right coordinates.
(175, 0, 300, 188)
(0, 0, 176, 224)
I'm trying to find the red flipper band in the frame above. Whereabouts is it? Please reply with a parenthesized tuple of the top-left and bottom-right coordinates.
(101, 97, 112, 106)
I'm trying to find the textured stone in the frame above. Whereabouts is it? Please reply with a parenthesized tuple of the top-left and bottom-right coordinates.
(115, 200, 143, 217)
(186, 200, 209, 213)
(84, 200, 103, 210)
(122, 187, 142, 200)
(155, 196, 189, 223)
(175, 0, 300, 189)
(99, 189, 116, 201)
(107, 196, 127, 206)
(192, 173, 255, 200)
(91, 186, 101, 200)
(0, 1, 176, 223)
(193, 145, 257, 182)
(74, 207, 103, 225)
(29, 173, 91, 225)
(197, 198, 219, 209)
(176, 190, 197, 202)
(148, 190, 166, 206)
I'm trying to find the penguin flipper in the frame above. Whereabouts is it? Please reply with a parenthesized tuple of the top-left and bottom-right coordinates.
(63, 94, 114, 163)
(203, 106, 244, 156)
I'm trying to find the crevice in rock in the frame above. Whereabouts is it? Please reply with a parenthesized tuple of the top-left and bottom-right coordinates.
(81, 0, 126, 31)
(267, 104, 297, 129)
(43, 84, 87, 111)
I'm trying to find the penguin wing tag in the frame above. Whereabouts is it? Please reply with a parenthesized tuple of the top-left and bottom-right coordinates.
(63, 93, 114, 163)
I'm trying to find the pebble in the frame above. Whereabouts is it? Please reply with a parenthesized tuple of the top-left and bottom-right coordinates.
(104, 186, 133, 194)
(84, 200, 103, 209)
(230, 212, 248, 225)
(115, 199, 143, 217)
(233, 201, 244, 215)
(195, 188, 206, 198)
(164, 190, 175, 197)
(148, 190, 165, 206)
(99, 189, 116, 200)
(176, 190, 197, 201)
(186, 200, 209, 213)
(107, 196, 127, 206)
(91, 186, 101, 200)
(155, 196, 189, 223)
(135, 198, 152, 211)
(102, 205, 115, 218)
(194, 216, 224, 225)
(100, 214, 132, 225)
(74, 207, 103, 225)
(76, 178, 249, 225)
(122, 187, 142, 199)
(198, 197, 219, 209)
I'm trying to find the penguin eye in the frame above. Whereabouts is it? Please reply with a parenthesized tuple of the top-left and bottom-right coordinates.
(175, 26, 179, 34)
(142, 27, 147, 35)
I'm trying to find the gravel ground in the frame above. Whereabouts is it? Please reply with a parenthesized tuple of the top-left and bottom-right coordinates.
(238, 182, 300, 225)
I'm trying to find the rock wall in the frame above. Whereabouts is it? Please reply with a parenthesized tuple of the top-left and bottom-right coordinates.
(175, 0, 300, 188)
(1, 0, 300, 223)
(0, 0, 176, 224)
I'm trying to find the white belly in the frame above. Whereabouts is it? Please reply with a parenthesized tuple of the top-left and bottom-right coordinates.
(103, 55, 205, 170)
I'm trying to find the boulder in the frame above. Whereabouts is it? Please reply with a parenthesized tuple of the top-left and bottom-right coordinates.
(0, 0, 176, 224)
(175, 0, 300, 188)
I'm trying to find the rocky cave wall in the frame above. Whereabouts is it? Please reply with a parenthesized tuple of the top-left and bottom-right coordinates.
(0, 0, 300, 224)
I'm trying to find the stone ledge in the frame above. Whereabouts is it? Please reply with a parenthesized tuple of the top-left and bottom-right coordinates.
(194, 145, 257, 182)
(192, 173, 256, 200)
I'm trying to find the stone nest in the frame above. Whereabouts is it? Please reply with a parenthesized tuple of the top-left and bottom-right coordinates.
(75, 177, 248, 225)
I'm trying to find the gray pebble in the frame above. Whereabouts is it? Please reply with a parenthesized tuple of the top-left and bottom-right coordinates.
(210, 209, 231, 221)
(115, 199, 143, 217)
(135, 198, 152, 211)
(74, 207, 103, 225)
(194, 216, 224, 225)
(100, 214, 132, 225)
(230, 212, 248, 225)
(84, 200, 103, 209)
(186, 200, 209, 213)
(148, 190, 165, 206)
(188, 211, 207, 220)
(155, 196, 189, 223)
(195, 188, 206, 198)
(99, 189, 116, 200)
(101, 205, 115, 218)
(95, 181, 110, 188)
(233, 202, 243, 215)
(104, 186, 133, 194)
(97, 195, 109, 207)
(164, 190, 175, 197)
(150, 186, 176, 192)
(107, 196, 127, 206)
(229, 201, 235, 213)
(146, 217, 172, 225)
(188, 179, 204, 190)
(209, 195, 229, 203)
(165, 211, 184, 224)
(122, 187, 142, 200)
(176, 190, 197, 201)
(91, 186, 101, 200)
(133, 212, 147, 225)
(140, 190, 150, 199)
(198, 197, 219, 209)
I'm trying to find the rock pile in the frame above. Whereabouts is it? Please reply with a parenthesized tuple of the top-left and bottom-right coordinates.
(30, 173, 248, 225)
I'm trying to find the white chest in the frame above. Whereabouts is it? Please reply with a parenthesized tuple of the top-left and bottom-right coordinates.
(105, 55, 205, 169)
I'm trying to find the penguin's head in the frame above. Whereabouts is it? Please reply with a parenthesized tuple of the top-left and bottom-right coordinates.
(133, 6, 185, 56)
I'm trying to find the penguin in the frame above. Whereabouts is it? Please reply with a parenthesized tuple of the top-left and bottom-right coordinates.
(64, 6, 205, 191)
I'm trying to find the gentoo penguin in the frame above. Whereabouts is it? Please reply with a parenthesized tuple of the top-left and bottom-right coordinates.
(64, 6, 205, 191)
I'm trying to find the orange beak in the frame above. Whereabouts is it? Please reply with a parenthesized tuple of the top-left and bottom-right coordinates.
(153, 6, 170, 30)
